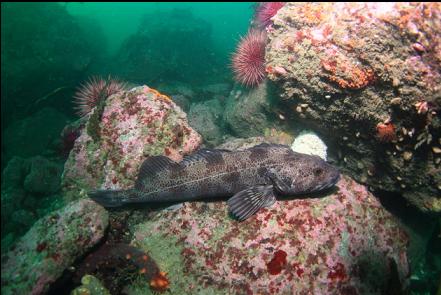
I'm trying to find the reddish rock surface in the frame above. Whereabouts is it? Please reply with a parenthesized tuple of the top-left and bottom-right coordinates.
(131, 175, 409, 294)
(61, 85, 201, 201)
(1, 199, 108, 295)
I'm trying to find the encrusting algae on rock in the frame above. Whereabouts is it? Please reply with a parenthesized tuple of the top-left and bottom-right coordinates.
(124, 139, 409, 295)
(61, 85, 202, 201)
(265, 2, 441, 213)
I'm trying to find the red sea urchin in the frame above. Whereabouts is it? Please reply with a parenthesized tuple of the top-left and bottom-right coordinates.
(73, 76, 127, 117)
(254, 2, 285, 28)
(232, 29, 267, 87)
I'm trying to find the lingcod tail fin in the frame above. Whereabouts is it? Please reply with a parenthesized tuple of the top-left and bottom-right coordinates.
(89, 189, 132, 207)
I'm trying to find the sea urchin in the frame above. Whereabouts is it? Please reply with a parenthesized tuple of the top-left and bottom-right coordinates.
(73, 76, 127, 117)
(254, 2, 285, 28)
(231, 29, 267, 87)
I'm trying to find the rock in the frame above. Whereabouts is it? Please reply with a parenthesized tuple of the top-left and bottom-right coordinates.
(1, 199, 109, 295)
(188, 99, 225, 146)
(265, 2, 441, 213)
(158, 81, 195, 99)
(61, 85, 201, 201)
(199, 83, 232, 96)
(23, 156, 62, 194)
(129, 173, 409, 294)
(1, 156, 64, 241)
(10, 209, 35, 230)
(223, 82, 277, 138)
(1, 157, 29, 190)
(170, 94, 191, 113)
(3, 107, 69, 162)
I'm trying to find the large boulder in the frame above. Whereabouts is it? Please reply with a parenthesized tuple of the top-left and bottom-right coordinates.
(61, 85, 201, 201)
(125, 140, 409, 294)
(23, 156, 63, 194)
(1, 199, 109, 295)
(265, 2, 441, 213)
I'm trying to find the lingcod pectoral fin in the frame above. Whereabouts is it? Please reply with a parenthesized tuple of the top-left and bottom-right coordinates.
(227, 185, 276, 221)
(265, 168, 291, 194)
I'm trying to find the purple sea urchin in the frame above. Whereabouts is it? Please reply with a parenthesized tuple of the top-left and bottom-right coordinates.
(73, 76, 127, 117)
(255, 2, 285, 28)
(231, 30, 267, 87)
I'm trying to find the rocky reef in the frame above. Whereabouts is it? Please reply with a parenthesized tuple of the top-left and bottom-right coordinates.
(264, 2, 440, 213)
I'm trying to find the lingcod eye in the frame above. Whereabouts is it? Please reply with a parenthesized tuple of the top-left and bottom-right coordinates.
(313, 168, 323, 176)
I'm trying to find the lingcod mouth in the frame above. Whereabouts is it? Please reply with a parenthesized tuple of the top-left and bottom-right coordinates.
(312, 171, 340, 192)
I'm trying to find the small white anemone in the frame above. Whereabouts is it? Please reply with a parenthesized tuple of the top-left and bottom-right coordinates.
(291, 130, 328, 161)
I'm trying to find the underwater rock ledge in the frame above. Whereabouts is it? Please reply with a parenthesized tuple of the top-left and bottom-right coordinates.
(265, 2, 441, 213)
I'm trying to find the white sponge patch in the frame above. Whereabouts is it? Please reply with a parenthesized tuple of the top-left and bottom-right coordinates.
(291, 131, 328, 161)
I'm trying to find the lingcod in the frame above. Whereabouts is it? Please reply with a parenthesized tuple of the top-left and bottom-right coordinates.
(89, 143, 340, 221)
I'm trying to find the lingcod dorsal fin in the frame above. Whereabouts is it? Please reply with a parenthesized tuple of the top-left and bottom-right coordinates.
(135, 156, 178, 189)
(251, 143, 288, 149)
(180, 148, 230, 167)
(227, 185, 276, 221)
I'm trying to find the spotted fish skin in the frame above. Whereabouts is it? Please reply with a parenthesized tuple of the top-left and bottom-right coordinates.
(89, 143, 340, 221)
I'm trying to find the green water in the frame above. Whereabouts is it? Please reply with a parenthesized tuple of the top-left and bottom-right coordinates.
(65, 2, 254, 56)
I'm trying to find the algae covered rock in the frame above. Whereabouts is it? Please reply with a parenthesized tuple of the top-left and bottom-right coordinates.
(62, 85, 201, 201)
(1, 199, 109, 295)
(265, 2, 441, 213)
(1, 156, 64, 242)
(128, 142, 409, 294)
(224, 82, 277, 138)
(23, 155, 63, 194)
(188, 99, 225, 147)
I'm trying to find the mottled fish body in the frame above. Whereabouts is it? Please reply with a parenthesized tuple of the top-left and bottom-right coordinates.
(90, 143, 340, 221)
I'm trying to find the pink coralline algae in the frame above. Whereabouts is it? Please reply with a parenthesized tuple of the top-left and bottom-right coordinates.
(1, 199, 108, 295)
(62, 85, 201, 201)
(133, 175, 410, 294)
